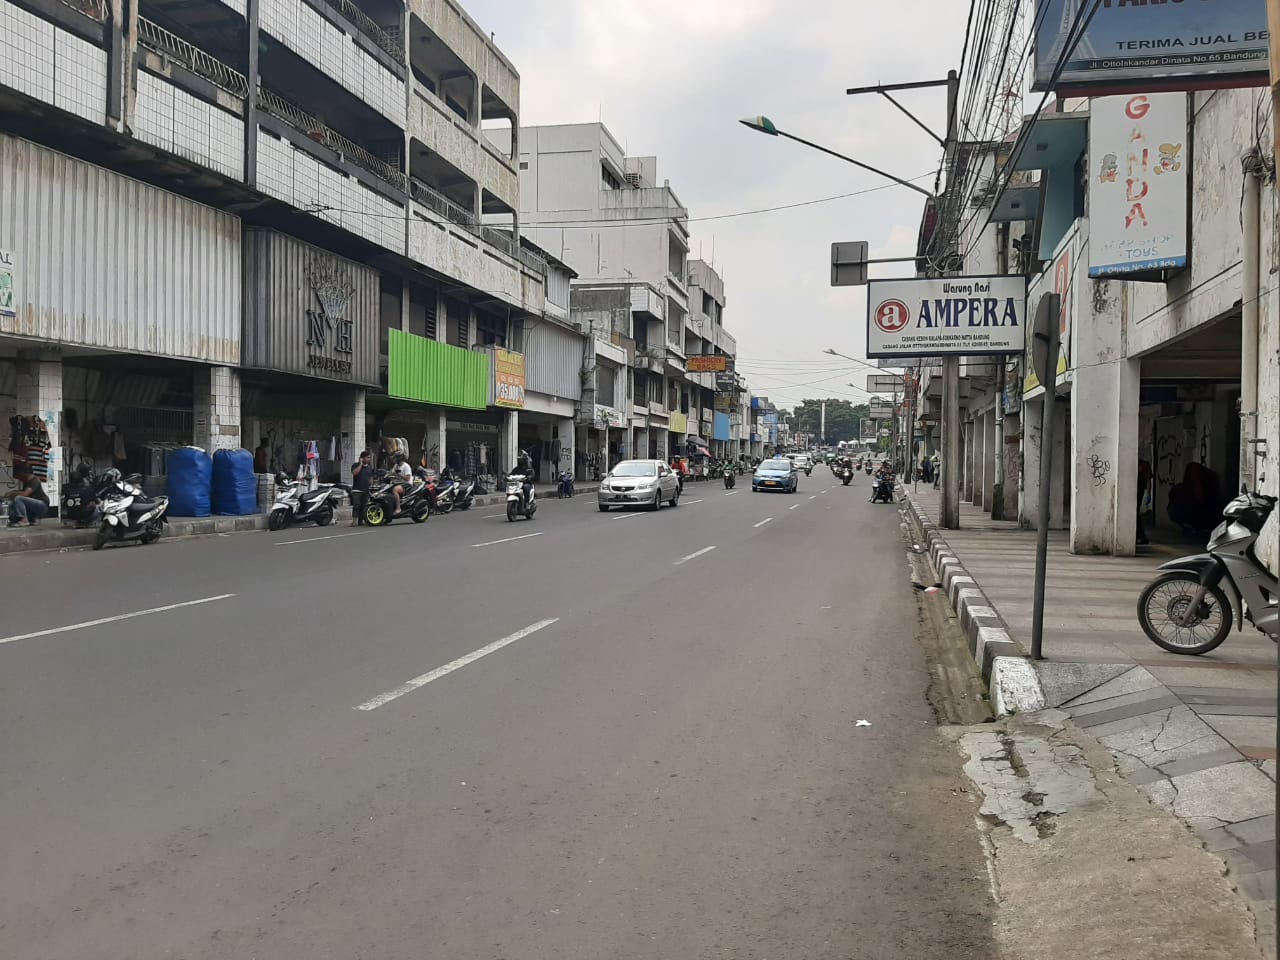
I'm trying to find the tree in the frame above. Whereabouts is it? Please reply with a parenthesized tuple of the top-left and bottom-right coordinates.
(789, 399, 869, 444)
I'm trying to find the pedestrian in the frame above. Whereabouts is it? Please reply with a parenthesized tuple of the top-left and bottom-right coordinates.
(1136, 457, 1153, 546)
(253, 437, 270, 474)
(4, 468, 50, 527)
(350, 449, 373, 525)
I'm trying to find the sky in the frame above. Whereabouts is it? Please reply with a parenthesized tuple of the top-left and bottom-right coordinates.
(463, 0, 970, 410)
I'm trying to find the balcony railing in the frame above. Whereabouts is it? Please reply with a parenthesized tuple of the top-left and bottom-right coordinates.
(320, 0, 405, 65)
(482, 226, 548, 275)
(138, 17, 249, 97)
(56, 0, 107, 21)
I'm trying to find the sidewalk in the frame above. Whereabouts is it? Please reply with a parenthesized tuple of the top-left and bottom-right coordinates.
(902, 484, 1277, 953)
(0, 482, 600, 556)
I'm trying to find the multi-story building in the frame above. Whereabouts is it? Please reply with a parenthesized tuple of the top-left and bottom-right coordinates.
(504, 121, 751, 467)
(0, 0, 575, 508)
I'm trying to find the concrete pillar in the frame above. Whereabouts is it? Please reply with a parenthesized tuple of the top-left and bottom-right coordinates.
(500, 409, 518, 475)
(15, 356, 63, 508)
(556, 417, 575, 481)
(1070, 358, 1141, 555)
(339, 387, 366, 468)
(193, 365, 241, 454)
(980, 409, 996, 509)
(633, 427, 648, 462)
(963, 417, 976, 502)
(575, 423, 589, 480)
(653, 424, 669, 462)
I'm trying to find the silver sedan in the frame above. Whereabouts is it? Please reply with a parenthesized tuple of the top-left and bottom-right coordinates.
(597, 459, 681, 512)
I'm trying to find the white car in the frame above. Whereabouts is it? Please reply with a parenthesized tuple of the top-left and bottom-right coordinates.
(598, 460, 681, 512)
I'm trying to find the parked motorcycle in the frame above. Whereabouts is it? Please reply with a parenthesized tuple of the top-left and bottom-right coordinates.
(506, 472, 536, 522)
(92, 477, 169, 550)
(364, 473, 431, 526)
(269, 473, 345, 530)
(61, 465, 145, 527)
(558, 471, 575, 498)
(1137, 488, 1278, 655)
(723, 469, 736, 489)
(451, 476, 476, 510)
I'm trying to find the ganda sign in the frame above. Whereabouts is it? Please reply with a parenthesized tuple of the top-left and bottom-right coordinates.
(865, 276, 1026, 359)
(1088, 93, 1188, 277)
(1032, 0, 1270, 93)
(493, 348, 526, 408)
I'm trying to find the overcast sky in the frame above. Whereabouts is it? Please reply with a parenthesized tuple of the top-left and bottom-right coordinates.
(464, 0, 968, 409)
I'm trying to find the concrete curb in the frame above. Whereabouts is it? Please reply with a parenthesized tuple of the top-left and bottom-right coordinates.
(900, 486, 1047, 716)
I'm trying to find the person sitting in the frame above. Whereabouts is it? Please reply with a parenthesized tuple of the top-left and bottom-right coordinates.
(5, 469, 50, 527)
(390, 453, 412, 516)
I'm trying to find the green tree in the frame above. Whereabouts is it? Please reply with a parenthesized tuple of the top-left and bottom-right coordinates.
(790, 399, 868, 444)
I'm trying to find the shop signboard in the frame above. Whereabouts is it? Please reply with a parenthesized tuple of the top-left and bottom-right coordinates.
(243, 230, 379, 386)
(714, 370, 739, 391)
(494, 348, 526, 408)
(714, 392, 733, 412)
(0, 249, 14, 319)
(866, 374, 902, 394)
(869, 403, 895, 420)
(687, 355, 731, 373)
(668, 411, 688, 433)
(1032, 0, 1270, 94)
(865, 275, 1027, 359)
(1025, 225, 1078, 392)
(1088, 93, 1188, 277)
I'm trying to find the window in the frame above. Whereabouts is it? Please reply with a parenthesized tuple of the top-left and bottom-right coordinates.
(595, 363, 617, 405)
(519, 161, 529, 170)
(447, 297, 469, 348)
(476, 311, 507, 348)
(601, 165, 621, 190)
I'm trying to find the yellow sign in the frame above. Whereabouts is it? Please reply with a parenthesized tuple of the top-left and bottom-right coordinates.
(687, 355, 728, 373)
(494, 348, 526, 408)
(668, 411, 688, 433)
(714, 393, 733, 412)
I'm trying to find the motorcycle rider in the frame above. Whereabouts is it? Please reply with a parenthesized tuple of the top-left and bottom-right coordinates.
(390, 453, 412, 516)
(870, 460, 895, 502)
(514, 448, 534, 508)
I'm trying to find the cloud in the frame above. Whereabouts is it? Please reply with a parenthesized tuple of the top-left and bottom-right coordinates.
(464, 0, 966, 408)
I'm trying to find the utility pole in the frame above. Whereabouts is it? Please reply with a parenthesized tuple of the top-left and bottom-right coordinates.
(939, 69, 963, 530)
(820, 400, 826, 448)
(1270, 0, 1280, 161)
(991, 222, 1009, 520)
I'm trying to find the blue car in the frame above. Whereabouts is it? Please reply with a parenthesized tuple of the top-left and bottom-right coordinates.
(752, 458, 799, 493)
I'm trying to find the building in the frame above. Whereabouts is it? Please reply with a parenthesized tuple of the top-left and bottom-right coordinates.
(0, 0, 563, 508)
(915, 89, 1277, 564)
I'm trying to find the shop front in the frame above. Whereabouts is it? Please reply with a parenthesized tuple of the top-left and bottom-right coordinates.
(240, 230, 378, 488)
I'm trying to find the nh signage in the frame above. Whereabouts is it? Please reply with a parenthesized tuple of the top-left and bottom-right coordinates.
(865, 275, 1027, 359)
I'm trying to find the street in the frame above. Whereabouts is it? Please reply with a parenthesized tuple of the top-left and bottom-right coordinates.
(1, 477, 993, 960)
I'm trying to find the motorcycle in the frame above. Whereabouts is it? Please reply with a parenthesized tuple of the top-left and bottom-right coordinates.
(723, 469, 736, 489)
(92, 480, 169, 550)
(871, 474, 894, 503)
(558, 471, 575, 498)
(506, 472, 536, 522)
(840, 467, 853, 486)
(1137, 488, 1278, 655)
(62, 466, 145, 527)
(268, 473, 345, 530)
(452, 475, 476, 510)
(364, 472, 431, 526)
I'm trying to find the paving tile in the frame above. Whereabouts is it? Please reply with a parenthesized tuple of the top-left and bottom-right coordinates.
(1180, 692, 1279, 708)
(1167, 685, 1280, 701)
(1235, 869, 1277, 904)
(1124, 765, 1167, 786)
(1201, 714, 1278, 748)
(1170, 762, 1276, 823)
(1154, 747, 1244, 778)
(1196, 703, 1277, 717)
(1071, 694, 1183, 728)
(1196, 824, 1244, 853)
(1241, 746, 1279, 761)
(1223, 842, 1275, 875)
(1067, 686, 1180, 718)
(1060, 665, 1161, 707)
(1225, 815, 1276, 846)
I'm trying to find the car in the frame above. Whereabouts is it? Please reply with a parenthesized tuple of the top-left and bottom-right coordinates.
(753, 457, 799, 493)
(597, 459, 681, 512)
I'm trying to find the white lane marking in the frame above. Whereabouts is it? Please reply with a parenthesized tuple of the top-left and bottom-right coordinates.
(356, 618, 560, 710)
(789, 504, 800, 510)
(683, 499, 703, 505)
(673, 545, 716, 565)
(821, 489, 829, 494)
(724, 491, 738, 496)
(0, 594, 236, 646)
(276, 531, 368, 545)
(809, 495, 817, 500)
(472, 532, 544, 547)
(753, 517, 774, 528)
(611, 512, 644, 520)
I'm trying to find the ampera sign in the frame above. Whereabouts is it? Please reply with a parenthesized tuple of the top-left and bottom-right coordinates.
(305, 261, 355, 377)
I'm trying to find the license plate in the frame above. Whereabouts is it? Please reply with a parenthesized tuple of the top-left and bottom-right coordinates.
(765, 481, 778, 486)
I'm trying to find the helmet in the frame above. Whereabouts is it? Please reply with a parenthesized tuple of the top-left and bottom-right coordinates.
(100, 467, 122, 486)
(275, 471, 292, 486)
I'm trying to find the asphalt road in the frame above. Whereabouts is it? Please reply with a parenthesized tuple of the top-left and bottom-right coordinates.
(1, 470, 994, 959)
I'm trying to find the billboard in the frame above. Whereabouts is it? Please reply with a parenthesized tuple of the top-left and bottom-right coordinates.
(865, 275, 1027, 359)
(860, 418, 878, 440)
(493, 348, 526, 408)
(866, 373, 902, 394)
(1024, 225, 1078, 392)
(1032, 0, 1270, 93)
(869, 403, 895, 420)
(714, 370, 739, 391)
(687, 355, 729, 373)
(1088, 93, 1188, 277)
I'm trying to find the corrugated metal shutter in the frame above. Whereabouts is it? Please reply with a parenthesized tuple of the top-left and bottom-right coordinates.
(524, 322, 583, 400)
(388, 328, 489, 409)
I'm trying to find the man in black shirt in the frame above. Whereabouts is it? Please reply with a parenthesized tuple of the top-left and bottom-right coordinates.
(350, 450, 373, 525)
(5, 469, 50, 526)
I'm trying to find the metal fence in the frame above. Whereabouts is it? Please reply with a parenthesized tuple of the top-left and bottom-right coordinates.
(57, 0, 107, 21)
(137, 18, 249, 98)
(321, 0, 405, 65)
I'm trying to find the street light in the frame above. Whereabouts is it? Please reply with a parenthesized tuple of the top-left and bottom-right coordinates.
(739, 117, 934, 199)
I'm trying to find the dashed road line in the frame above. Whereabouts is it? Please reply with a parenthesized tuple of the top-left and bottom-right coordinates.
(472, 532, 545, 547)
(753, 517, 774, 528)
(0, 594, 237, 646)
(673, 545, 717, 565)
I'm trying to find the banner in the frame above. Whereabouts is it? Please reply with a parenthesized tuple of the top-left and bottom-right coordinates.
(1088, 93, 1188, 277)
(865, 275, 1027, 359)
(687, 355, 729, 373)
(714, 370, 739, 391)
(1032, 0, 1269, 93)
(493, 348, 526, 408)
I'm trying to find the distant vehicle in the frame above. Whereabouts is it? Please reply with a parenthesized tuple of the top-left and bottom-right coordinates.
(598, 459, 681, 512)
(753, 458, 799, 494)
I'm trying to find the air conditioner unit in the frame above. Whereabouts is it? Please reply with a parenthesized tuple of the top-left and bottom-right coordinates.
(624, 172, 642, 188)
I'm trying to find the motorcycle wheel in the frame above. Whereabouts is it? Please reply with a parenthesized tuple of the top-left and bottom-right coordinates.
(141, 523, 161, 545)
(315, 506, 333, 527)
(93, 522, 110, 551)
(365, 501, 389, 526)
(1137, 572, 1232, 655)
(458, 500, 472, 510)
(438, 500, 454, 514)
(268, 510, 287, 531)
(507, 501, 519, 522)
(411, 502, 430, 523)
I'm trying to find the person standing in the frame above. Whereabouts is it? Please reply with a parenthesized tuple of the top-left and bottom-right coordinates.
(5, 469, 50, 527)
(350, 450, 373, 525)
(1136, 458, 1153, 546)
(254, 437, 270, 474)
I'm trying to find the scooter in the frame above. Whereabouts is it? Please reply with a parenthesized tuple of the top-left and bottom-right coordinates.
(840, 466, 853, 486)
(452, 476, 476, 510)
(506, 472, 536, 522)
(1137, 488, 1278, 655)
(558, 471, 575, 498)
(364, 473, 431, 526)
(870, 474, 894, 503)
(61, 466, 145, 527)
(268, 473, 345, 530)
(92, 483, 169, 550)
(723, 469, 736, 489)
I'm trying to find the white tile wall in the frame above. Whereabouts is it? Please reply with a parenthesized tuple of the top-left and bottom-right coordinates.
(135, 70, 243, 179)
(53, 31, 106, 124)
(0, 3, 55, 103)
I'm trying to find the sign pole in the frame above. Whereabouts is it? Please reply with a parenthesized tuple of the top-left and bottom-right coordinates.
(1030, 293, 1062, 661)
